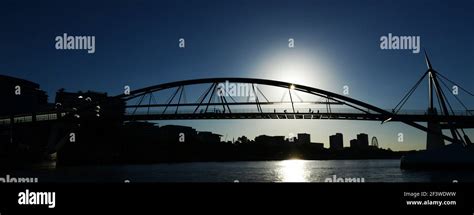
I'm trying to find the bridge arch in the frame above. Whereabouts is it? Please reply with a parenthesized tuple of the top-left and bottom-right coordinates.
(116, 77, 458, 144)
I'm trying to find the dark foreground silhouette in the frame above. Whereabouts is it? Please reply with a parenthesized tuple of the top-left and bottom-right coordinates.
(0, 121, 411, 168)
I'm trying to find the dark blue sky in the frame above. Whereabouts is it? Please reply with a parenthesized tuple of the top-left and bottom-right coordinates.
(1, 0, 473, 150)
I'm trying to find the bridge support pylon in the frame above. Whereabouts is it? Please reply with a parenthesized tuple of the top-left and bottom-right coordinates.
(426, 108, 445, 150)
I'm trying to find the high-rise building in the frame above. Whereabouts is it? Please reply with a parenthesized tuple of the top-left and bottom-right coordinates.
(357, 133, 369, 149)
(298, 133, 310, 144)
(329, 133, 343, 150)
(350, 139, 359, 148)
(55, 90, 125, 123)
(255, 135, 285, 144)
(0, 75, 49, 116)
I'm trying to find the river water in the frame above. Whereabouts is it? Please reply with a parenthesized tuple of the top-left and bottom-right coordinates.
(7, 159, 474, 183)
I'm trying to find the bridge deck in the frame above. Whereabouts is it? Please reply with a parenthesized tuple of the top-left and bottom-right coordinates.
(2, 111, 472, 129)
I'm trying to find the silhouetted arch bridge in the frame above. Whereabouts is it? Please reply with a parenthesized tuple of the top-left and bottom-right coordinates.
(1, 53, 474, 146)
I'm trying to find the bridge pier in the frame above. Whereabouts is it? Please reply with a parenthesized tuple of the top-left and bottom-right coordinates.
(426, 108, 445, 150)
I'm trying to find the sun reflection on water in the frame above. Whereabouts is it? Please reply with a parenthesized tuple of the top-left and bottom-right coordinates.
(277, 159, 309, 182)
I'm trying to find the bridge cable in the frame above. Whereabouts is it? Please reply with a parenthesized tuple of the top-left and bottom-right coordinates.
(175, 86, 185, 114)
(162, 86, 181, 114)
(256, 86, 269, 103)
(204, 83, 218, 113)
(222, 96, 232, 114)
(293, 91, 304, 102)
(437, 78, 470, 145)
(150, 92, 158, 105)
(182, 87, 187, 104)
(438, 76, 473, 116)
(252, 84, 263, 113)
(393, 71, 428, 114)
(195, 84, 210, 104)
(288, 88, 295, 114)
(437, 72, 474, 97)
(194, 83, 215, 114)
(219, 94, 226, 113)
(431, 73, 461, 142)
(325, 96, 333, 116)
(147, 93, 152, 115)
(131, 93, 146, 118)
(440, 88, 466, 144)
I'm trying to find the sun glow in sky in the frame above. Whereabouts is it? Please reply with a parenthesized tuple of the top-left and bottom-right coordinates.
(252, 48, 336, 91)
